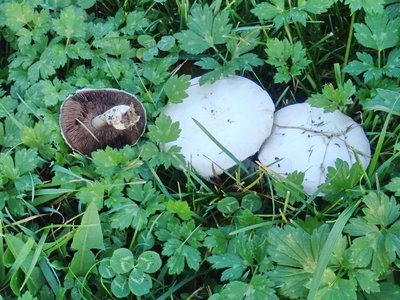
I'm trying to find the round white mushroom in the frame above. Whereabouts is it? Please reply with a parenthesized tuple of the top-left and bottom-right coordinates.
(162, 76, 275, 179)
(258, 103, 371, 194)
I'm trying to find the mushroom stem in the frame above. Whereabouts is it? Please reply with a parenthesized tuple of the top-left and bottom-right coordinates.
(91, 104, 140, 130)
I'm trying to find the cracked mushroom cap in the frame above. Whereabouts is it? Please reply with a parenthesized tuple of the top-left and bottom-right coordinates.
(258, 103, 371, 194)
(60, 88, 146, 155)
(162, 76, 275, 179)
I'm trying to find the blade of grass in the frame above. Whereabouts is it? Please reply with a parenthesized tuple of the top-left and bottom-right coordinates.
(192, 118, 249, 174)
(20, 228, 50, 291)
(307, 199, 361, 300)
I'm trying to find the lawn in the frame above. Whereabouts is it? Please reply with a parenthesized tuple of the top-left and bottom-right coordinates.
(0, 0, 400, 299)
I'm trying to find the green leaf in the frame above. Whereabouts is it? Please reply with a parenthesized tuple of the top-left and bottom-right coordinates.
(217, 197, 240, 214)
(157, 220, 205, 274)
(4, 235, 45, 295)
(15, 148, 40, 175)
(268, 224, 346, 299)
(344, 0, 384, 14)
(207, 253, 247, 281)
(2, 2, 35, 32)
(77, 0, 96, 9)
(92, 146, 139, 177)
(53, 6, 87, 40)
(71, 202, 105, 251)
(364, 89, 400, 116)
(385, 177, 400, 196)
(166, 199, 192, 220)
(111, 274, 130, 298)
(344, 48, 400, 82)
(215, 275, 279, 300)
(128, 268, 152, 296)
(362, 192, 400, 226)
(175, 4, 232, 54)
(110, 248, 135, 274)
(344, 192, 400, 275)
(204, 228, 228, 254)
(68, 249, 96, 278)
(365, 282, 400, 299)
(164, 75, 190, 103)
(76, 181, 105, 209)
(21, 122, 52, 149)
(316, 275, 357, 300)
(121, 11, 149, 35)
(351, 269, 380, 294)
(307, 80, 355, 112)
(251, 0, 285, 24)
(157, 35, 176, 51)
(241, 194, 262, 213)
(319, 159, 363, 202)
(354, 13, 399, 51)
(273, 171, 305, 204)
(99, 258, 116, 279)
(265, 38, 311, 83)
(136, 251, 162, 274)
(148, 114, 181, 143)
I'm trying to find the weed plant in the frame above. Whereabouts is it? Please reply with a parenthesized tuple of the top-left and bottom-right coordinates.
(0, 0, 399, 299)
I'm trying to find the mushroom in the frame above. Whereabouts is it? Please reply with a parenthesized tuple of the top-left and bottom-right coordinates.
(258, 103, 371, 194)
(60, 88, 146, 155)
(162, 76, 275, 179)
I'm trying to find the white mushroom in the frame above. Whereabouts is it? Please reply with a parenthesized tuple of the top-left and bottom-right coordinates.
(162, 76, 275, 179)
(258, 103, 371, 194)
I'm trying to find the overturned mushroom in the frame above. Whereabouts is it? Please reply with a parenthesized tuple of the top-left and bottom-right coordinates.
(60, 88, 146, 155)
(162, 76, 275, 179)
(258, 103, 371, 194)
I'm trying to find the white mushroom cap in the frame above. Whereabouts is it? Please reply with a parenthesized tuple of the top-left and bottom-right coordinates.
(162, 76, 275, 179)
(258, 103, 371, 194)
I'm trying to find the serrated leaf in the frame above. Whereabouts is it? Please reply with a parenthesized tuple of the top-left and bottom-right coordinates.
(364, 89, 400, 116)
(204, 228, 228, 254)
(319, 159, 363, 201)
(110, 248, 135, 274)
(207, 253, 247, 281)
(164, 75, 190, 103)
(53, 6, 87, 40)
(316, 276, 357, 300)
(148, 114, 181, 143)
(121, 11, 149, 35)
(71, 202, 105, 251)
(362, 192, 400, 226)
(344, 0, 384, 14)
(385, 177, 400, 196)
(76, 181, 104, 209)
(273, 171, 305, 204)
(175, 4, 232, 54)
(166, 199, 192, 220)
(265, 38, 310, 83)
(3, 2, 35, 32)
(345, 192, 400, 275)
(351, 269, 380, 294)
(354, 13, 399, 51)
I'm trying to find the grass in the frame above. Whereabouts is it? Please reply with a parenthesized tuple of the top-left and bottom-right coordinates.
(0, 0, 399, 299)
